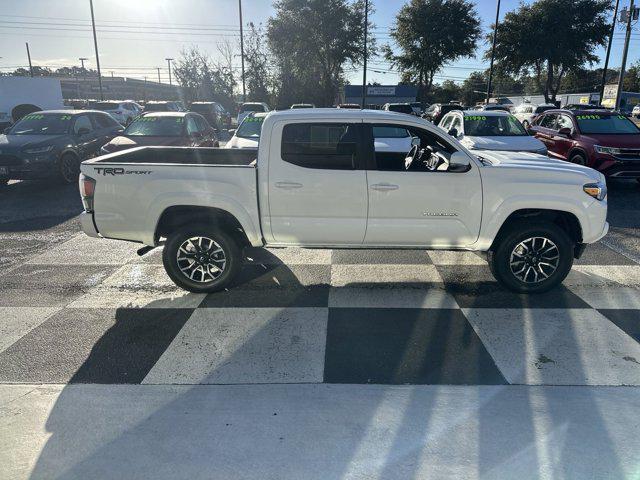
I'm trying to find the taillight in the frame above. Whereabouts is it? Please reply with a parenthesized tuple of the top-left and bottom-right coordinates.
(79, 173, 96, 212)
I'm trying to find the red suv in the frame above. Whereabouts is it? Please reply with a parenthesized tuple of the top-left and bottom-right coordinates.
(528, 109, 640, 180)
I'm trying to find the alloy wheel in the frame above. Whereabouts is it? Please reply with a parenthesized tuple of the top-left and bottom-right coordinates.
(176, 236, 227, 283)
(509, 236, 560, 284)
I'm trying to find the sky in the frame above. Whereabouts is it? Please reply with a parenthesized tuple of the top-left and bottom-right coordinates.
(1, 0, 638, 93)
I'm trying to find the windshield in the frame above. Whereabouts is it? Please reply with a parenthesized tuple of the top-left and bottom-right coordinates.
(9, 113, 72, 135)
(190, 104, 212, 114)
(124, 116, 185, 136)
(236, 116, 264, 138)
(387, 104, 413, 114)
(575, 114, 640, 134)
(464, 114, 527, 136)
(241, 104, 266, 113)
(92, 102, 119, 111)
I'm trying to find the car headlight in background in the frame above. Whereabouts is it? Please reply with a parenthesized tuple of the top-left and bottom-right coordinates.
(23, 145, 54, 154)
(594, 145, 621, 155)
(583, 182, 607, 201)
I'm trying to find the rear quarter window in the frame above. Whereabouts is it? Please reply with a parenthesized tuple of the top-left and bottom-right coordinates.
(281, 123, 358, 170)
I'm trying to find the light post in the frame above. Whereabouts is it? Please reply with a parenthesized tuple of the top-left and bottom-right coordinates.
(165, 58, 174, 86)
(486, 0, 501, 104)
(600, 0, 620, 105)
(79, 57, 88, 100)
(89, 0, 104, 100)
(238, 0, 246, 101)
(615, 0, 636, 111)
(361, 0, 369, 108)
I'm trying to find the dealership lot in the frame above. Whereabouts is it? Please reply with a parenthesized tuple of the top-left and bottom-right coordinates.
(1, 178, 640, 478)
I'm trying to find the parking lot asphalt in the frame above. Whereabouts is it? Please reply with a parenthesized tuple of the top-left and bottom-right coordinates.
(1, 176, 640, 479)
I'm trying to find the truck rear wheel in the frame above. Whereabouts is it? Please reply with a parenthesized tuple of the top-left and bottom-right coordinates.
(162, 225, 241, 293)
(488, 222, 574, 294)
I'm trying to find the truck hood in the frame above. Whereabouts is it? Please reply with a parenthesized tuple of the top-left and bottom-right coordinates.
(476, 150, 602, 182)
(0, 134, 68, 152)
(463, 135, 546, 152)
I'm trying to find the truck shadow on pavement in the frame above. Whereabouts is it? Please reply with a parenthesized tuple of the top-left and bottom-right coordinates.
(21, 249, 634, 479)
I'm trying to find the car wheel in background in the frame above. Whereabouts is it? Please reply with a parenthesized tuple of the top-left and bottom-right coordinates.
(162, 225, 241, 293)
(569, 152, 587, 166)
(488, 221, 574, 294)
(57, 153, 80, 184)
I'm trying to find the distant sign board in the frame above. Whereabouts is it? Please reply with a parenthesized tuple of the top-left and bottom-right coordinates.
(367, 86, 396, 96)
(602, 84, 618, 100)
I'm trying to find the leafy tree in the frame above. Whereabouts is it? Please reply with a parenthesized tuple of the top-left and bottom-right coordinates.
(244, 23, 277, 105)
(384, 0, 480, 101)
(55, 66, 98, 77)
(623, 61, 640, 93)
(268, 0, 374, 107)
(488, 0, 610, 103)
(10, 66, 53, 77)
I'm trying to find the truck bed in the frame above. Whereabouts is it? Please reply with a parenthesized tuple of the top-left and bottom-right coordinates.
(86, 146, 257, 166)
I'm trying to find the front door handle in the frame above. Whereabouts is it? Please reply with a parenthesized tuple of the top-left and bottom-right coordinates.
(370, 183, 399, 191)
(275, 181, 303, 189)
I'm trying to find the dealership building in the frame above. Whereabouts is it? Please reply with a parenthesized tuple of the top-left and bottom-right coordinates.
(343, 85, 418, 107)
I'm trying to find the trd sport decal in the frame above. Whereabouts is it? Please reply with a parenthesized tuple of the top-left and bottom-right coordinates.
(94, 167, 152, 176)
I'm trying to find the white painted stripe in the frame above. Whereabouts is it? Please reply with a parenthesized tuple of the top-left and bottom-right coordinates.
(572, 265, 640, 286)
(567, 285, 640, 309)
(0, 307, 61, 353)
(329, 286, 459, 309)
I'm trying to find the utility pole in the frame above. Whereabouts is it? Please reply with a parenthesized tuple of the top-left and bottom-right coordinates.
(165, 58, 174, 86)
(238, 0, 246, 101)
(361, 0, 369, 109)
(156, 67, 161, 84)
(89, 0, 104, 100)
(79, 57, 88, 100)
(600, 0, 620, 105)
(143, 76, 147, 101)
(25, 42, 33, 77)
(615, 0, 635, 111)
(486, 0, 501, 104)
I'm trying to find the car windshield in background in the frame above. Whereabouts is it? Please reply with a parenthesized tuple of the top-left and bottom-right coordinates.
(372, 126, 410, 138)
(575, 114, 640, 134)
(92, 103, 119, 111)
(236, 116, 264, 138)
(144, 104, 169, 112)
(124, 116, 185, 136)
(241, 104, 265, 113)
(190, 105, 212, 114)
(464, 114, 527, 136)
(388, 104, 413, 114)
(9, 113, 72, 135)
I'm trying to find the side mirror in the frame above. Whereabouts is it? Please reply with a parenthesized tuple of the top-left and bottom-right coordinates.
(448, 127, 459, 138)
(558, 127, 572, 138)
(411, 137, 420, 147)
(76, 127, 90, 136)
(449, 151, 471, 172)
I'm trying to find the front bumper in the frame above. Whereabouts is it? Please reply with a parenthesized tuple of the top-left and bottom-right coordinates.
(80, 211, 100, 238)
(0, 153, 58, 180)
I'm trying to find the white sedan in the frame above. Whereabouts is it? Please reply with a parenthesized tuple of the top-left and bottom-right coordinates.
(224, 112, 267, 149)
(438, 110, 547, 155)
(512, 103, 556, 128)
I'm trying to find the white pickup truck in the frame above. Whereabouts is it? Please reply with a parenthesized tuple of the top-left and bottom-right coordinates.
(79, 109, 609, 294)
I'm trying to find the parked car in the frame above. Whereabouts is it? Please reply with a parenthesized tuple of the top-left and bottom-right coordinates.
(632, 104, 640, 119)
(189, 102, 224, 131)
(337, 103, 361, 109)
(143, 101, 186, 113)
(224, 112, 267, 149)
(563, 104, 609, 111)
(213, 102, 232, 129)
(422, 103, 462, 124)
(90, 100, 142, 125)
(438, 110, 547, 154)
(512, 103, 556, 129)
(237, 102, 270, 125)
(290, 103, 315, 109)
(0, 110, 122, 184)
(382, 103, 415, 115)
(529, 109, 640, 179)
(99, 111, 218, 154)
(80, 109, 608, 294)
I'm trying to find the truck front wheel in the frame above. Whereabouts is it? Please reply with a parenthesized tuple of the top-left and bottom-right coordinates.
(163, 225, 241, 293)
(488, 222, 574, 294)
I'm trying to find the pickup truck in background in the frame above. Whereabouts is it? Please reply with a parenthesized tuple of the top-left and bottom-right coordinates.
(79, 109, 609, 294)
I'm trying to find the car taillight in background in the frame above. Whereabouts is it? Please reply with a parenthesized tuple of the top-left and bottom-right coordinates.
(79, 173, 96, 212)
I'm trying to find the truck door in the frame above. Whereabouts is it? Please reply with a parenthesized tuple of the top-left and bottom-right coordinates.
(267, 121, 367, 245)
(363, 123, 482, 247)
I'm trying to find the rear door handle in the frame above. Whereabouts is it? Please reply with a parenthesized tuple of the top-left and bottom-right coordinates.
(370, 183, 399, 191)
(275, 181, 303, 189)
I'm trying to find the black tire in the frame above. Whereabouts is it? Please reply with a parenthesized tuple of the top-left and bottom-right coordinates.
(488, 221, 574, 294)
(569, 151, 587, 166)
(57, 153, 80, 184)
(162, 225, 241, 293)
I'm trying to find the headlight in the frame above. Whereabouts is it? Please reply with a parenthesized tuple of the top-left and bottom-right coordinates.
(583, 182, 607, 201)
(594, 145, 621, 155)
(23, 145, 54, 154)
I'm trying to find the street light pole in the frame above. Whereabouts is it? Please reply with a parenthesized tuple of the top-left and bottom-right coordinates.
(486, 0, 501, 104)
(89, 0, 104, 100)
(600, 0, 620, 105)
(25, 42, 33, 77)
(238, 0, 246, 102)
(79, 57, 88, 100)
(165, 58, 174, 86)
(615, 0, 635, 111)
(157, 67, 161, 84)
(361, 0, 369, 109)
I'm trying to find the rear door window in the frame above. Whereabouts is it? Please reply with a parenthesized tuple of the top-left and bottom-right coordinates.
(538, 114, 557, 129)
(281, 123, 359, 170)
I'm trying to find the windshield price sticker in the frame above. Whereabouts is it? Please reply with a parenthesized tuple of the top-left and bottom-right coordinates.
(244, 117, 264, 123)
(617, 115, 626, 120)
(465, 115, 487, 121)
(576, 115, 602, 120)
(24, 114, 45, 120)
(176, 118, 184, 123)
(138, 117, 158, 122)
